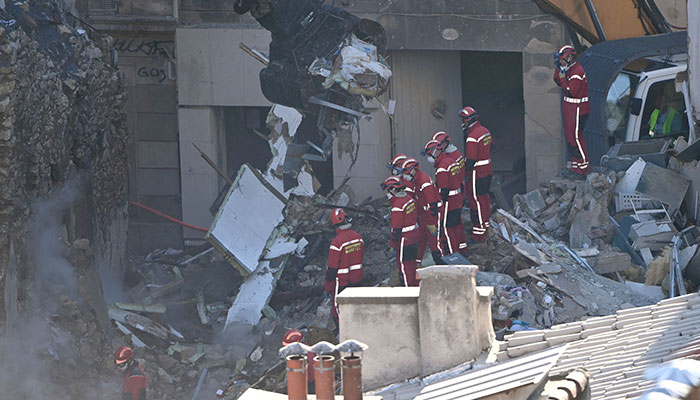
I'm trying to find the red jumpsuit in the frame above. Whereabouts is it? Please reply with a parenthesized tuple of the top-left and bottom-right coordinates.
(325, 227, 364, 323)
(465, 121, 493, 242)
(554, 61, 590, 175)
(389, 194, 420, 286)
(410, 169, 441, 264)
(122, 363, 147, 400)
(434, 152, 468, 256)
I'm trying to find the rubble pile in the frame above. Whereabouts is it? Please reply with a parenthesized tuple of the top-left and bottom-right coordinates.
(0, 0, 128, 322)
(0, 0, 130, 399)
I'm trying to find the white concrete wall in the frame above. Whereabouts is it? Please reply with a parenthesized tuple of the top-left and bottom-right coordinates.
(176, 28, 271, 107)
(178, 107, 220, 240)
(689, 0, 700, 126)
(333, 51, 463, 201)
(337, 287, 422, 390)
(333, 98, 392, 201)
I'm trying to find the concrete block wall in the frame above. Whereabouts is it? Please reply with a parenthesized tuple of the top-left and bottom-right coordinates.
(338, 265, 495, 390)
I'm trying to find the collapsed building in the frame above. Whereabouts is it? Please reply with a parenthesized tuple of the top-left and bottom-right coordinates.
(0, 0, 128, 397)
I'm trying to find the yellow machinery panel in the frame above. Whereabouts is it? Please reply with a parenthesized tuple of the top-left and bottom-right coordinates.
(534, 0, 665, 43)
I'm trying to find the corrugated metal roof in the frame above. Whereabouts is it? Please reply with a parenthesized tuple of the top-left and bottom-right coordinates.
(578, 32, 687, 166)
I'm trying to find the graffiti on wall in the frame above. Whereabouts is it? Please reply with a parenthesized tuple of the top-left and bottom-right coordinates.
(114, 38, 174, 57)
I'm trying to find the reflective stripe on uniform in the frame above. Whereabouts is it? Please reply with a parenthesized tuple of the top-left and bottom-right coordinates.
(574, 106, 588, 168)
(402, 223, 418, 233)
(564, 96, 588, 104)
(420, 182, 433, 191)
(569, 74, 586, 80)
(474, 159, 491, 167)
(448, 188, 461, 196)
(337, 264, 363, 274)
(399, 236, 408, 288)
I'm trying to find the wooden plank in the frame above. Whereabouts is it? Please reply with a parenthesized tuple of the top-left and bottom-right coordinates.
(635, 162, 690, 212)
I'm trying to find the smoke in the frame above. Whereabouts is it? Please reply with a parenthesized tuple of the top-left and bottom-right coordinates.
(0, 179, 121, 399)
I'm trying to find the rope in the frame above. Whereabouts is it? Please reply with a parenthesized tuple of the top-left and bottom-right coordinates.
(128, 201, 209, 232)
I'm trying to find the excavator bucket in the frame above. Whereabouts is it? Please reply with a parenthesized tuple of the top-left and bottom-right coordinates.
(532, 0, 670, 43)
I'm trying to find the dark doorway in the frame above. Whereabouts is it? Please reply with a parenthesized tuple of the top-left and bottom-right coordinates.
(223, 107, 273, 177)
(460, 51, 525, 177)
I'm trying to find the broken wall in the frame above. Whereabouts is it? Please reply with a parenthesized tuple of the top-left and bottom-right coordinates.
(0, 0, 128, 331)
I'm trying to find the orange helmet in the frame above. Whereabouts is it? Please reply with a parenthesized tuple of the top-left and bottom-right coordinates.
(330, 208, 348, 226)
(387, 153, 408, 175)
(421, 139, 442, 157)
(399, 158, 419, 175)
(557, 45, 576, 62)
(380, 176, 404, 192)
(282, 329, 303, 346)
(114, 346, 133, 365)
(459, 106, 478, 129)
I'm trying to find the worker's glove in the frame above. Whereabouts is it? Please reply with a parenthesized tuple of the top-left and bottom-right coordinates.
(429, 202, 438, 217)
(427, 224, 438, 237)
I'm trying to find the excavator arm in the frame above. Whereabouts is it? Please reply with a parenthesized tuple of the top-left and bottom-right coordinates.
(532, 0, 670, 44)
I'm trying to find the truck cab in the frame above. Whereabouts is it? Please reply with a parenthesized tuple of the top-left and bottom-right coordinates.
(605, 57, 691, 145)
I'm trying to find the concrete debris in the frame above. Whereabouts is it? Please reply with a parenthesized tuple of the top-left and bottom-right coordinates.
(592, 250, 632, 275)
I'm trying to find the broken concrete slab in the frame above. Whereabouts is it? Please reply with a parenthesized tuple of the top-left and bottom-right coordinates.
(624, 281, 665, 302)
(224, 263, 277, 327)
(522, 189, 547, 216)
(635, 161, 690, 213)
(206, 164, 288, 276)
(593, 251, 632, 275)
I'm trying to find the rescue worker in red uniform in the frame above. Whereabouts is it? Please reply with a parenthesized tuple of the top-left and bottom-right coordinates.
(325, 208, 364, 327)
(553, 44, 590, 177)
(387, 153, 415, 198)
(422, 136, 468, 256)
(282, 329, 316, 393)
(398, 158, 443, 265)
(115, 346, 147, 400)
(381, 176, 420, 286)
(460, 106, 493, 243)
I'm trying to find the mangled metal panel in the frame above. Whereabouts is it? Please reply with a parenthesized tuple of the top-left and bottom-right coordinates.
(206, 164, 288, 276)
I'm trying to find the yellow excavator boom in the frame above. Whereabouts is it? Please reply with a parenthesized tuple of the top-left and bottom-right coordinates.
(532, 0, 669, 43)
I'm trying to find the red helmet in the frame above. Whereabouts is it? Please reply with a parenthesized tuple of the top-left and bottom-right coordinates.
(380, 176, 404, 192)
(431, 131, 450, 148)
(399, 158, 419, 175)
(282, 329, 303, 346)
(330, 208, 347, 226)
(421, 139, 442, 157)
(459, 106, 478, 128)
(557, 45, 576, 61)
(114, 346, 133, 365)
(387, 153, 408, 174)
